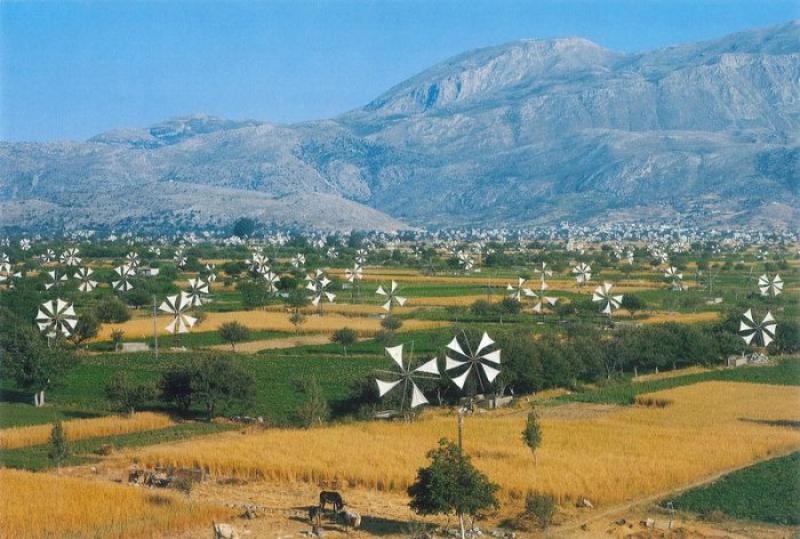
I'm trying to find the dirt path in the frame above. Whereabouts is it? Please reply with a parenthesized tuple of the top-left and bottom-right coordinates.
(208, 334, 331, 352)
(552, 448, 800, 538)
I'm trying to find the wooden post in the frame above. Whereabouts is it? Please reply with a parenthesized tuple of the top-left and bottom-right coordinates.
(153, 295, 159, 360)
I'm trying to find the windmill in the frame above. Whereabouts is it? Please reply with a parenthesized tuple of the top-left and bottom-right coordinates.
(291, 253, 306, 269)
(159, 292, 197, 334)
(533, 262, 552, 281)
(664, 266, 685, 291)
(250, 253, 270, 275)
(75, 267, 98, 292)
(305, 269, 335, 308)
(573, 263, 592, 286)
(0, 257, 21, 287)
(457, 250, 475, 273)
(355, 248, 368, 266)
(531, 279, 558, 314)
(19, 238, 31, 251)
(506, 277, 533, 302)
(592, 282, 623, 316)
(263, 270, 281, 293)
(36, 298, 78, 338)
(739, 309, 776, 347)
(185, 278, 209, 307)
(44, 270, 68, 290)
(60, 248, 81, 267)
(125, 251, 141, 269)
(376, 280, 407, 312)
(173, 249, 187, 268)
(326, 247, 339, 260)
(113, 264, 135, 292)
(346, 264, 363, 302)
(758, 274, 783, 297)
(375, 343, 440, 413)
(203, 263, 217, 283)
(444, 331, 501, 392)
(40, 249, 56, 264)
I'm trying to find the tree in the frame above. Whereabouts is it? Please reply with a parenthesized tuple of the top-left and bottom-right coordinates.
(408, 439, 499, 539)
(380, 315, 403, 332)
(286, 289, 309, 334)
(48, 420, 69, 472)
(524, 492, 556, 529)
(0, 314, 76, 407)
(232, 217, 256, 238)
(190, 355, 255, 420)
(70, 311, 100, 345)
(237, 281, 270, 309)
(218, 321, 250, 351)
(105, 372, 156, 416)
(330, 327, 357, 356)
(94, 295, 131, 323)
(621, 294, 646, 319)
(160, 365, 194, 413)
(294, 376, 330, 427)
(522, 406, 542, 465)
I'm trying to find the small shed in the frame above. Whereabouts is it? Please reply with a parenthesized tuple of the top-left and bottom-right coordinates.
(121, 342, 149, 353)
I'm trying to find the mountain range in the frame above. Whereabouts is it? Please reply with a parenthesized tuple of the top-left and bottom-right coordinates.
(1, 20, 798, 232)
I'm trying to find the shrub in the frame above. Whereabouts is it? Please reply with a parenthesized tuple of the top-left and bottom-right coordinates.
(524, 491, 556, 529)
(95, 295, 131, 323)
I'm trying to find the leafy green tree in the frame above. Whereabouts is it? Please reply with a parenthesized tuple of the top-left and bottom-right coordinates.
(294, 376, 330, 427)
(524, 491, 556, 529)
(218, 321, 250, 351)
(190, 354, 255, 420)
(160, 365, 194, 412)
(289, 311, 307, 334)
(0, 313, 76, 407)
(104, 372, 156, 416)
(48, 420, 69, 472)
(522, 406, 542, 465)
(621, 294, 646, 318)
(111, 329, 125, 352)
(331, 327, 358, 356)
(408, 439, 500, 539)
(237, 281, 270, 309)
(380, 315, 403, 332)
(94, 295, 131, 323)
(70, 311, 100, 345)
(232, 217, 256, 238)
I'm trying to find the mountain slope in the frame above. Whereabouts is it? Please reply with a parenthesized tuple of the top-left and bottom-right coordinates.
(1, 21, 798, 232)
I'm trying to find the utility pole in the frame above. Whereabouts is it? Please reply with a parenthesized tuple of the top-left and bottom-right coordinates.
(153, 295, 159, 360)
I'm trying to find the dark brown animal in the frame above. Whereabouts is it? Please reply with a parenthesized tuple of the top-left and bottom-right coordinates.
(319, 490, 344, 512)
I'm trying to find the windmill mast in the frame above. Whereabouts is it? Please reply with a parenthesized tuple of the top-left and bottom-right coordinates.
(153, 295, 159, 360)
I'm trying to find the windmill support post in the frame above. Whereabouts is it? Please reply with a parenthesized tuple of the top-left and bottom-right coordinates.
(152, 295, 159, 360)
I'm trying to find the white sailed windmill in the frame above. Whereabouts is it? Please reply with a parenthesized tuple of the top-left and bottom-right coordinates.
(758, 274, 783, 297)
(592, 282, 623, 315)
(159, 292, 197, 334)
(36, 298, 78, 338)
(263, 270, 281, 293)
(40, 249, 56, 264)
(376, 280, 407, 312)
(375, 344, 440, 411)
(125, 251, 141, 269)
(355, 248, 368, 266)
(507, 278, 533, 302)
(60, 248, 81, 267)
(185, 278, 209, 307)
(203, 263, 217, 283)
(345, 265, 363, 283)
(444, 331, 501, 391)
(250, 253, 270, 275)
(0, 258, 21, 287)
(173, 249, 187, 268)
(573, 263, 592, 286)
(326, 247, 339, 260)
(44, 270, 68, 290)
(113, 264, 135, 292)
(533, 262, 553, 280)
(305, 269, 335, 307)
(19, 238, 31, 251)
(291, 253, 306, 269)
(531, 279, 558, 314)
(739, 309, 776, 347)
(75, 267, 98, 292)
(457, 251, 475, 272)
(664, 266, 685, 291)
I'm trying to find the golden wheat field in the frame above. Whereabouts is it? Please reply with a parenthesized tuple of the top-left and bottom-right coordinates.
(0, 412, 175, 450)
(94, 310, 447, 340)
(134, 382, 800, 509)
(0, 468, 231, 539)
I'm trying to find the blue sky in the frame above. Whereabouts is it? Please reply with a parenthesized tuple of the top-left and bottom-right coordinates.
(1, 0, 797, 141)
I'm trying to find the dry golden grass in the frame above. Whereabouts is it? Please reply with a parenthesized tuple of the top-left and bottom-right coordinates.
(0, 412, 175, 450)
(0, 468, 230, 539)
(638, 311, 720, 324)
(136, 382, 800, 508)
(633, 365, 711, 383)
(95, 310, 446, 340)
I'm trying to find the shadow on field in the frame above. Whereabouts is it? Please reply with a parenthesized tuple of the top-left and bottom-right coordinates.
(288, 510, 413, 535)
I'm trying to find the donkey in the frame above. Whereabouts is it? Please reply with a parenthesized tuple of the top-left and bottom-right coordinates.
(319, 490, 345, 513)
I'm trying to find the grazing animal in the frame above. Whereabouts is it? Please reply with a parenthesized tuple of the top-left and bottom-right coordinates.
(319, 490, 345, 512)
(213, 522, 239, 539)
(339, 509, 362, 529)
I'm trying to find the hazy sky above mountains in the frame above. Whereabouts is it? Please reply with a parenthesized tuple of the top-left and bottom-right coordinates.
(1, 0, 797, 142)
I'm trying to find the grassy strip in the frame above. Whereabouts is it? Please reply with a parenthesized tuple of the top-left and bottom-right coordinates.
(550, 358, 800, 405)
(667, 452, 800, 525)
(0, 421, 234, 471)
